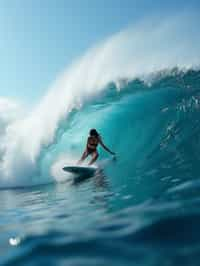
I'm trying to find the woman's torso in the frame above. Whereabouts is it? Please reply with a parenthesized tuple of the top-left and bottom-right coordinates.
(87, 136, 99, 151)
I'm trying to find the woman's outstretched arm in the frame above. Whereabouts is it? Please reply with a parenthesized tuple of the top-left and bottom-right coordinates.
(99, 137, 115, 155)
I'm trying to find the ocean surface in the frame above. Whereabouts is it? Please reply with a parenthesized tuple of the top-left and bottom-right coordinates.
(1, 68, 200, 265)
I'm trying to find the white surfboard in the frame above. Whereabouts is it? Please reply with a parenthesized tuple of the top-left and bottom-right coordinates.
(62, 165, 97, 176)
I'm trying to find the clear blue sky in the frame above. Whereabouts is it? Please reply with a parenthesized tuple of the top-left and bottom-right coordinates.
(0, 0, 199, 103)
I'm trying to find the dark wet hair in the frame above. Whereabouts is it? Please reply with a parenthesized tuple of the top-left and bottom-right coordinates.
(89, 129, 99, 137)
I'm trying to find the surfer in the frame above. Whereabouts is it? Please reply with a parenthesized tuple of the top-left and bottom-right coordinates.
(78, 129, 115, 165)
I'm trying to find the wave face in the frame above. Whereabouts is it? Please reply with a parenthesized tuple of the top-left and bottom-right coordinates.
(46, 69, 200, 193)
(1, 68, 200, 191)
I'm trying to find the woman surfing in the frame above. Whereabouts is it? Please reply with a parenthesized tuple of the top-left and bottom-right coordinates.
(78, 129, 115, 165)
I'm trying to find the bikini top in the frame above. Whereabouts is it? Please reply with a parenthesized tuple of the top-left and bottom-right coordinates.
(87, 136, 99, 148)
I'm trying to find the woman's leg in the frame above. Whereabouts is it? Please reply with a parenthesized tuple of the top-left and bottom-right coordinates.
(88, 151, 99, 165)
(77, 150, 89, 165)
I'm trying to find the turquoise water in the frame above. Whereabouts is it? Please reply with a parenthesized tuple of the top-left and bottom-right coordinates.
(1, 69, 200, 265)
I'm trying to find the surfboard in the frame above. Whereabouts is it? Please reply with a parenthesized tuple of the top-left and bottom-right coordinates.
(62, 165, 97, 176)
